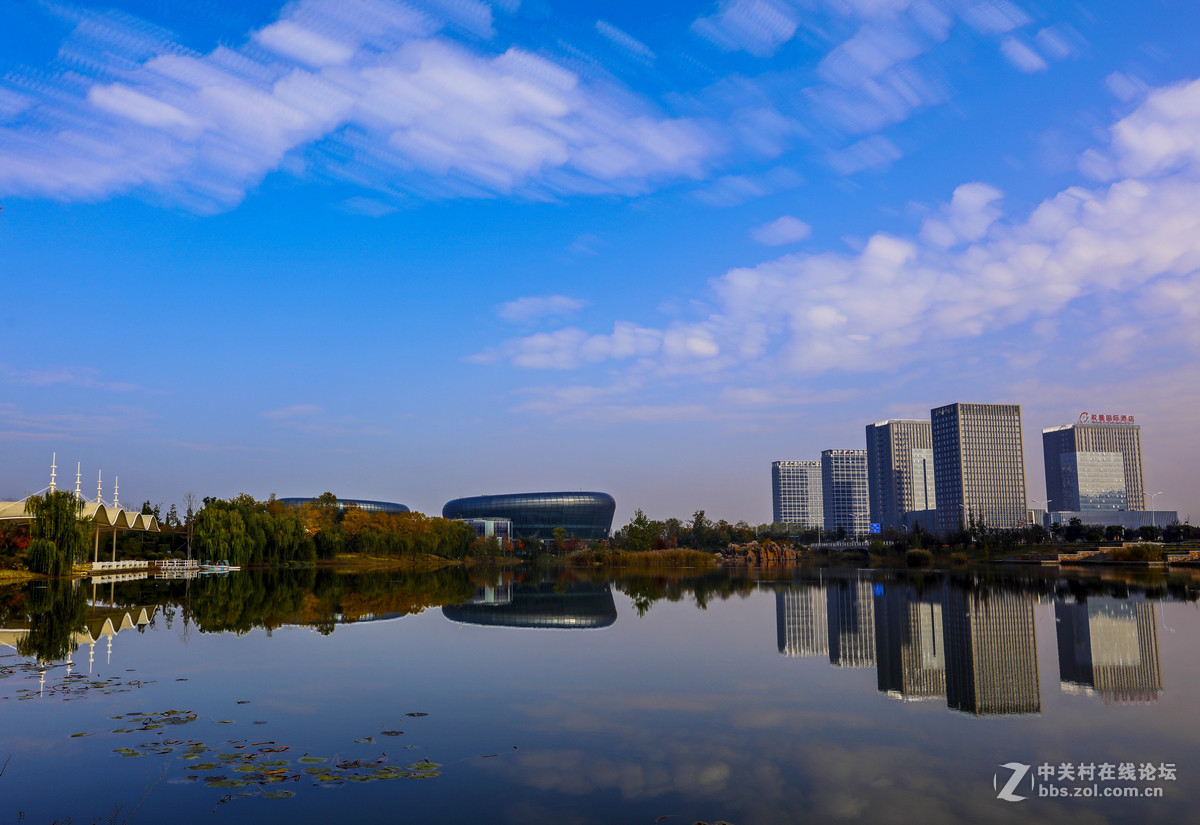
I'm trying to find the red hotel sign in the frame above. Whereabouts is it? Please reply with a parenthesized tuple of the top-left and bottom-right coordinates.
(1080, 411, 1135, 424)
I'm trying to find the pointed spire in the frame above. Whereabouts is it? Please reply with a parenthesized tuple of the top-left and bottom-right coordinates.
(75, 463, 82, 502)
(97, 470, 103, 505)
(49, 452, 57, 492)
(114, 476, 119, 509)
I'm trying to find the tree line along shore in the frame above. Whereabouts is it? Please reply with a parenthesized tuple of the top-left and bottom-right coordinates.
(1, 493, 1197, 578)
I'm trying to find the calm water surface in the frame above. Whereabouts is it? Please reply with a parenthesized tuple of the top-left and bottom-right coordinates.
(2, 565, 1199, 825)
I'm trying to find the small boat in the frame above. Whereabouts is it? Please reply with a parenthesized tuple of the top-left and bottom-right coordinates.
(200, 560, 242, 573)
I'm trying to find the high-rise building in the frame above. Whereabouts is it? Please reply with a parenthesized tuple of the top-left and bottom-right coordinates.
(865, 420, 936, 531)
(776, 585, 829, 657)
(771, 460, 824, 527)
(1055, 598, 1161, 703)
(942, 586, 1040, 715)
(821, 449, 869, 535)
(1042, 418, 1145, 512)
(931, 403, 1027, 535)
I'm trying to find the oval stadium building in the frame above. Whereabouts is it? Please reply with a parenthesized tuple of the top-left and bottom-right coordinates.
(442, 492, 615, 541)
(278, 497, 409, 514)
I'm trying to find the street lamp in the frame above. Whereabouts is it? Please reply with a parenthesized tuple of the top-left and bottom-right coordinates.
(1151, 491, 1165, 528)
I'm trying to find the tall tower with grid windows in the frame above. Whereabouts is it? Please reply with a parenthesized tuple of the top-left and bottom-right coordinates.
(865, 419, 936, 531)
(771, 460, 823, 528)
(821, 449, 869, 536)
(931, 403, 1027, 536)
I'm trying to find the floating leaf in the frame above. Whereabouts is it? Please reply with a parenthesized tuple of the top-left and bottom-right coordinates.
(70, 732, 92, 738)
(405, 712, 428, 717)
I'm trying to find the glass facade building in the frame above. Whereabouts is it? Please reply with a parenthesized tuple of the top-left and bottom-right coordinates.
(278, 497, 409, 514)
(442, 492, 616, 541)
(931, 402, 1027, 535)
(771, 460, 823, 527)
(865, 420, 935, 531)
(460, 517, 513, 542)
(820, 449, 869, 535)
(1042, 422, 1145, 513)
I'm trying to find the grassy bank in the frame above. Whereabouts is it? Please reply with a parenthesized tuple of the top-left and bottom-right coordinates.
(0, 569, 39, 584)
(565, 547, 719, 568)
(319, 553, 465, 571)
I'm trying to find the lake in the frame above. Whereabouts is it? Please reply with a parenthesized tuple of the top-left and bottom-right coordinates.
(1, 565, 1198, 824)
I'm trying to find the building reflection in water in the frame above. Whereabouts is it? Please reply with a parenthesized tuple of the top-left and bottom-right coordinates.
(873, 585, 945, 701)
(826, 576, 876, 668)
(1056, 598, 1162, 703)
(777, 577, 1043, 715)
(441, 581, 617, 629)
(942, 585, 1040, 715)
(776, 585, 829, 657)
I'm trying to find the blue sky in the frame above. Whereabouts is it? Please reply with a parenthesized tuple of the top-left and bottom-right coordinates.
(2, 0, 1199, 525)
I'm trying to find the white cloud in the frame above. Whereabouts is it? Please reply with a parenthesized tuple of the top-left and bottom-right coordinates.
(828, 135, 903, 174)
(497, 295, 588, 323)
(1034, 23, 1083, 61)
(691, 0, 801, 57)
(1083, 76, 1200, 180)
(1104, 71, 1147, 103)
(254, 20, 357, 67)
(818, 23, 926, 88)
(261, 404, 323, 420)
(0, 0, 725, 210)
(482, 76, 1200, 394)
(806, 63, 949, 134)
(1000, 36, 1048, 73)
(338, 195, 400, 216)
(0, 366, 144, 392)
(595, 21, 656, 64)
(918, 182, 1003, 247)
(955, 0, 1031, 35)
(751, 215, 812, 245)
(691, 166, 804, 207)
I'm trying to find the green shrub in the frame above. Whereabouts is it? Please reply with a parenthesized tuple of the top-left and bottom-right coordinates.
(905, 548, 932, 567)
(1106, 544, 1163, 562)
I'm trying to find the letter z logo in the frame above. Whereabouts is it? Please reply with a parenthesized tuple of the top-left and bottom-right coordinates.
(994, 762, 1032, 802)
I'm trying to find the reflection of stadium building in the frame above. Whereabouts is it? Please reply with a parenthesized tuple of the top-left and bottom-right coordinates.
(441, 582, 617, 629)
(942, 587, 1040, 715)
(776, 586, 829, 657)
(826, 577, 875, 668)
(1056, 598, 1162, 702)
(874, 585, 945, 700)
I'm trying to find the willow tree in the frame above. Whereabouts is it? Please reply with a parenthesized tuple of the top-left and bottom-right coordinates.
(25, 491, 89, 576)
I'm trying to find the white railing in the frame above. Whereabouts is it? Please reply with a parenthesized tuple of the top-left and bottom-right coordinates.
(90, 559, 149, 571)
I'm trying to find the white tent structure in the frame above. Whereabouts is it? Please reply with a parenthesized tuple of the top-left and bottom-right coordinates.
(0, 456, 161, 567)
